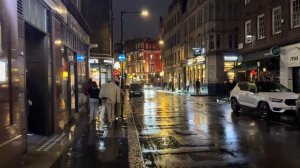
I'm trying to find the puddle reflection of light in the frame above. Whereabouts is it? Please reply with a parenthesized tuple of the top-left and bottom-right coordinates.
(144, 90, 156, 99)
(224, 125, 239, 150)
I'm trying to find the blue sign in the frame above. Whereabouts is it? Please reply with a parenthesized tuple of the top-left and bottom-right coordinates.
(118, 53, 126, 62)
(77, 54, 85, 62)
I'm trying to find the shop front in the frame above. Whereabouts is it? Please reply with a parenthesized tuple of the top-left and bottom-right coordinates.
(185, 55, 206, 92)
(238, 50, 279, 82)
(280, 43, 300, 93)
(89, 57, 114, 86)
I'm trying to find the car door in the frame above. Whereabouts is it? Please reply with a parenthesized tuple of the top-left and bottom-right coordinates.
(236, 82, 249, 106)
(244, 82, 259, 108)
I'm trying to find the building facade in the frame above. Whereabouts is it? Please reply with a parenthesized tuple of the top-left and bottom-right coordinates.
(125, 38, 162, 85)
(0, 0, 90, 166)
(238, 0, 300, 93)
(161, 0, 239, 94)
(81, 0, 114, 85)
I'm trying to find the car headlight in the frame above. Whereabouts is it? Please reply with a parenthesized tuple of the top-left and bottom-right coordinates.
(269, 98, 283, 103)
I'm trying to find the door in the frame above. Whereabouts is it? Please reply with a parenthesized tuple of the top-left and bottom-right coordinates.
(236, 82, 248, 106)
(245, 82, 259, 108)
(293, 67, 300, 93)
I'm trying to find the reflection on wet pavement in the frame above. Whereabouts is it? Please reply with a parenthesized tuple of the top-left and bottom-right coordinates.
(131, 91, 300, 168)
(51, 117, 129, 168)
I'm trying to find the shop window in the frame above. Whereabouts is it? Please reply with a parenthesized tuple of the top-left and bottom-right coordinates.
(291, 0, 300, 28)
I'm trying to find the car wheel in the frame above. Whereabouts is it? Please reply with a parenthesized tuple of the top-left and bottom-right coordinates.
(231, 98, 240, 113)
(257, 102, 271, 120)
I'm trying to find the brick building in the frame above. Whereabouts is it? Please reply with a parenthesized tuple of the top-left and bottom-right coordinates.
(238, 0, 300, 93)
(125, 38, 162, 85)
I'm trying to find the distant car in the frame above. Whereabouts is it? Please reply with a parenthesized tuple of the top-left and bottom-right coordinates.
(296, 95, 300, 124)
(143, 83, 154, 90)
(129, 84, 144, 98)
(230, 81, 298, 119)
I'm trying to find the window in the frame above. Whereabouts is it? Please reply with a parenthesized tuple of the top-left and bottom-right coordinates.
(257, 14, 265, 39)
(216, 34, 221, 49)
(291, 0, 300, 28)
(273, 6, 282, 34)
(209, 4, 215, 20)
(245, 20, 252, 43)
(245, 0, 251, 5)
(209, 35, 215, 50)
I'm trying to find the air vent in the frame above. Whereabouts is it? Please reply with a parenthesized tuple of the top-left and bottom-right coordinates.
(47, 10, 52, 34)
(17, 0, 23, 16)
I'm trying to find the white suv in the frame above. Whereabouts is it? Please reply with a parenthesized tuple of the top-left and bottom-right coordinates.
(230, 81, 299, 119)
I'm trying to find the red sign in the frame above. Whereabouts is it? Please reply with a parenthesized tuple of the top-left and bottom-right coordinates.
(113, 69, 119, 76)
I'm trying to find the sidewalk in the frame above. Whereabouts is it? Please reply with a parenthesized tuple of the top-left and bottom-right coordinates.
(23, 112, 82, 168)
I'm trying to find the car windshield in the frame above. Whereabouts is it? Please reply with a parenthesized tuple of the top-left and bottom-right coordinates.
(256, 82, 291, 92)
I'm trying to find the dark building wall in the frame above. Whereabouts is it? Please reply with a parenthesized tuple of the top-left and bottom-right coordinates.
(81, 0, 111, 56)
(0, 0, 24, 167)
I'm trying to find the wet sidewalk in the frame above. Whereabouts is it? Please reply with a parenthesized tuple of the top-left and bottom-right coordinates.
(23, 100, 133, 168)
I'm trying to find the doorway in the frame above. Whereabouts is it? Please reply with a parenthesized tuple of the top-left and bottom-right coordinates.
(25, 23, 52, 136)
(293, 67, 300, 93)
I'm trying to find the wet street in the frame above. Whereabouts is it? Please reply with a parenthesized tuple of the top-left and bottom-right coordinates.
(51, 90, 300, 168)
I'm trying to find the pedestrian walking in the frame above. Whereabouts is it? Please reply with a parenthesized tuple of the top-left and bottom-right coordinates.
(100, 81, 121, 126)
(88, 82, 100, 123)
(195, 79, 200, 95)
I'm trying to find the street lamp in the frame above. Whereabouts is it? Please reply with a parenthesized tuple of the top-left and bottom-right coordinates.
(120, 9, 149, 90)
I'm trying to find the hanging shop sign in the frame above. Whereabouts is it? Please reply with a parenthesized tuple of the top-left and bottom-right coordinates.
(103, 59, 113, 64)
(193, 48, 205, 57)
(270, 46, 280, 56)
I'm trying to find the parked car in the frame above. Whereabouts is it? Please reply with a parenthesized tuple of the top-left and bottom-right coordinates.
(230, 81, 298, 119)
(143, 83, 154, 90)
(129, 83, 144, 98)
(296, 95, 300, 124)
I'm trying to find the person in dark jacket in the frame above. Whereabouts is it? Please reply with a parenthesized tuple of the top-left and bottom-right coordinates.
(88, 82, 100, 123)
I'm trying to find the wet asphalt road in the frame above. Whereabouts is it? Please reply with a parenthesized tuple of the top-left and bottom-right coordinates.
(132, 90, 300, 168)
(51, 90, 300, 168)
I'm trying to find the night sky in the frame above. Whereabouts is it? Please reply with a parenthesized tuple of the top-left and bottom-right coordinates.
(113, 0, 173, 43)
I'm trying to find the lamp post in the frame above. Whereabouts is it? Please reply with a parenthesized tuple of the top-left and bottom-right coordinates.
(120, 10, 149, 90)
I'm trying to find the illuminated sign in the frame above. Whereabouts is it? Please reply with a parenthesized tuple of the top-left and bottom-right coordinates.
(104, 59, 113, 64)
(77, 54, 85, 62)
(0, 62, 7, 82)
(118, 54, 126, 62)
(89, 59, 98, 63)
(193, 48, 205, 57)
(224, 55, 238, 61)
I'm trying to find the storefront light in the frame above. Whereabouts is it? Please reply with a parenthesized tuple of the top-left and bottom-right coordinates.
(224, 55, 238, 61)
(0, 61, 7, 82)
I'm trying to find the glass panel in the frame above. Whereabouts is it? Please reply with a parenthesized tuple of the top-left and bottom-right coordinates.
(70, 64, 76, 110)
